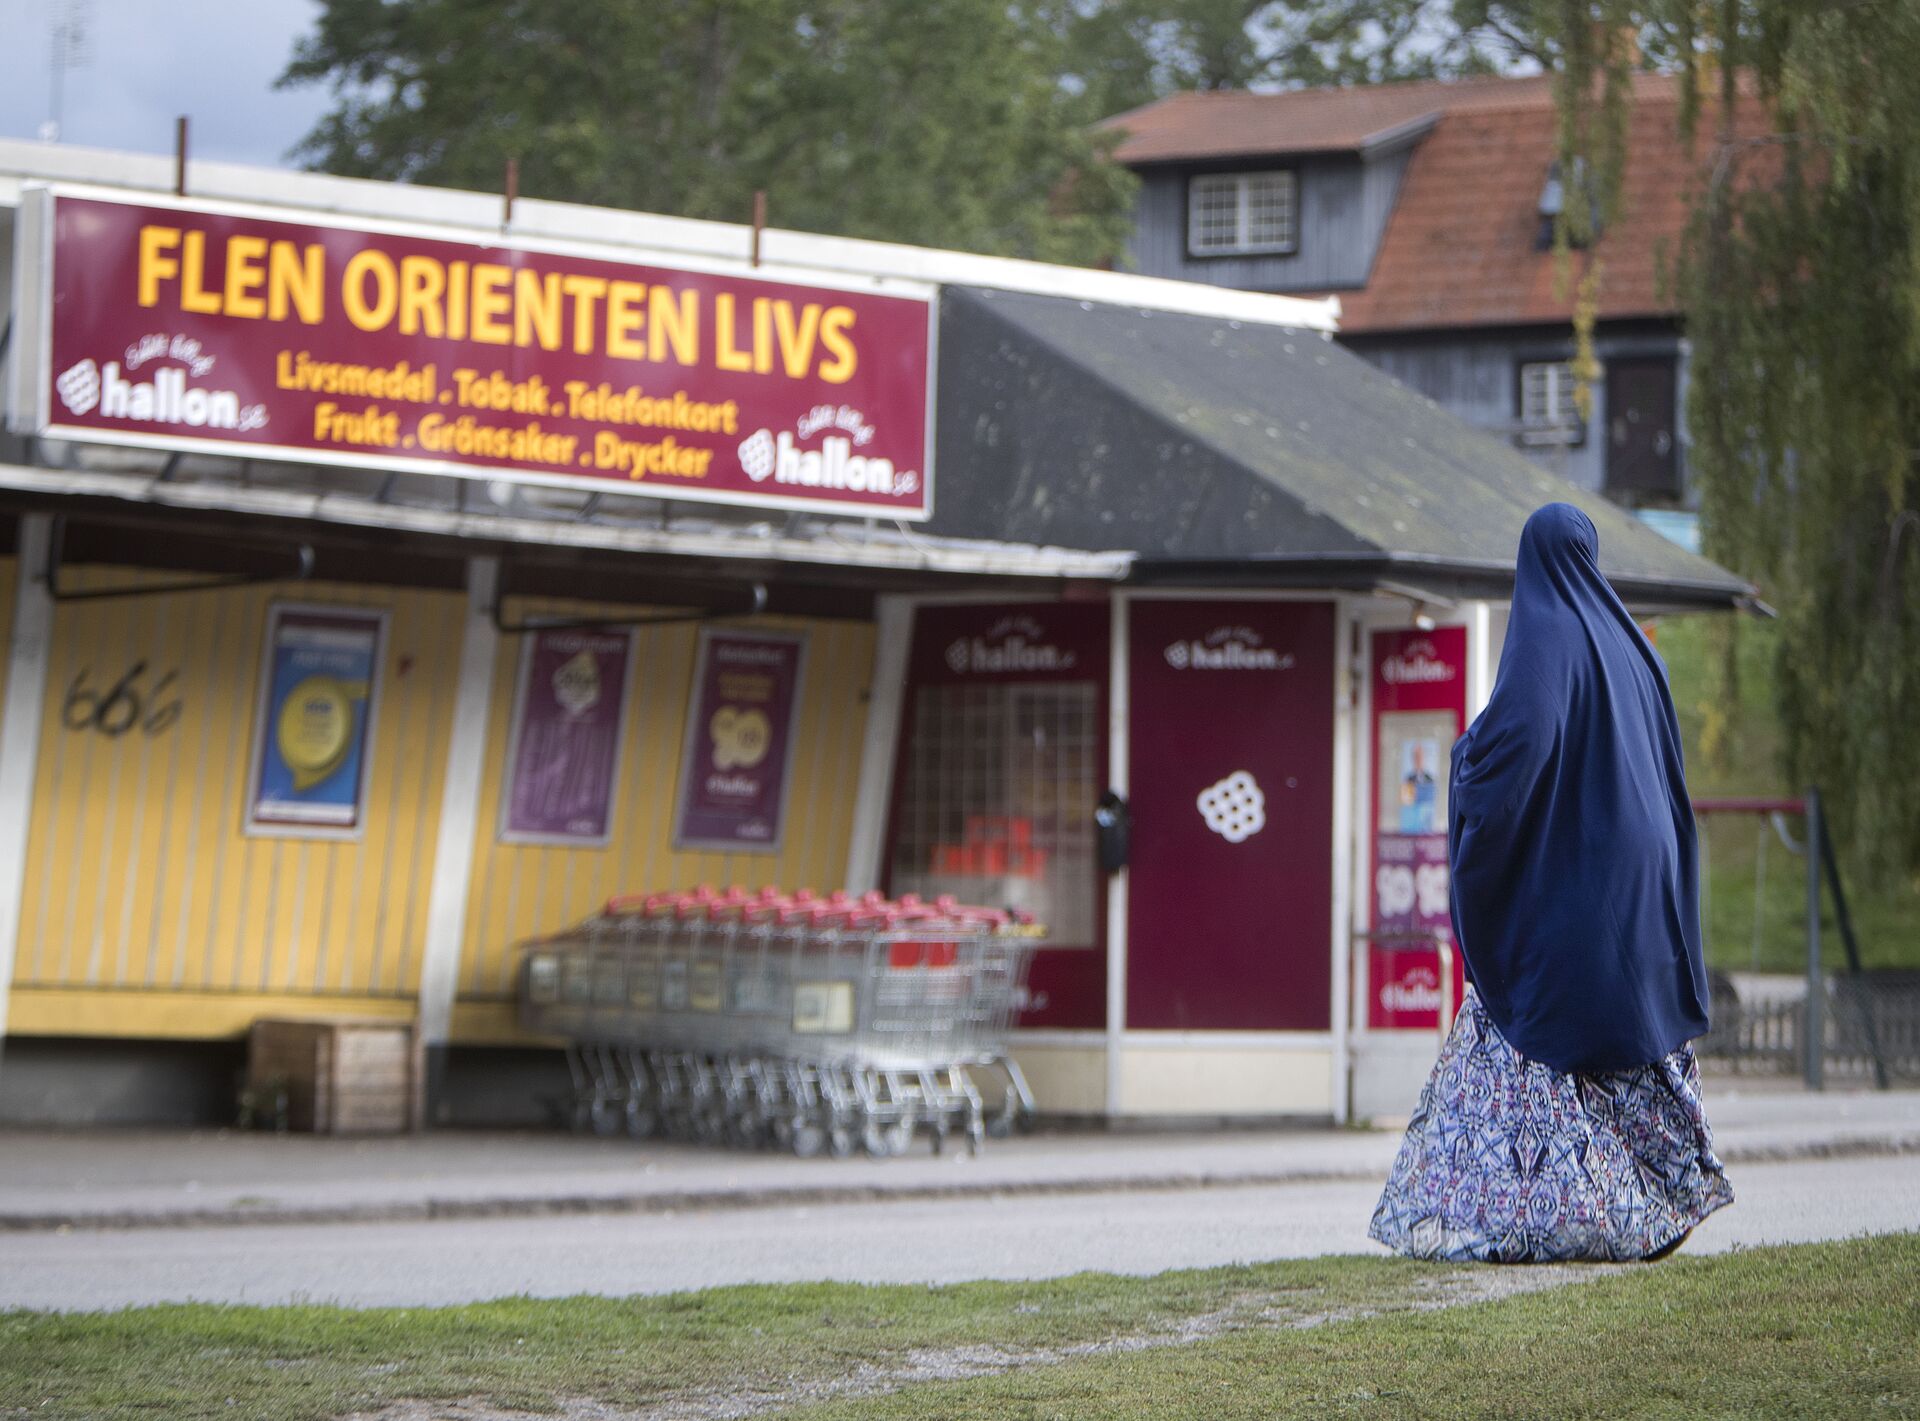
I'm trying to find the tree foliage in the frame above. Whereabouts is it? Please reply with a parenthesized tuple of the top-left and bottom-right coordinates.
(278, 1, 1516, 264)
(1055, 0, 1508, 118)
(279, 0, 1137, 264)
(1538, 0, 1920, 884)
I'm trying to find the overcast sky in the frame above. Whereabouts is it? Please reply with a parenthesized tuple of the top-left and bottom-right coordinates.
(1, 0, 332, 167)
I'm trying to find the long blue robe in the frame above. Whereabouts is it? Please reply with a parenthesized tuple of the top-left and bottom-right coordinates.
(1448, 503, 1710, 1073)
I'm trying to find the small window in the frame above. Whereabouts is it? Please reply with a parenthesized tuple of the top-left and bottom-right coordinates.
(1187, 171, 1297, 256)
(1516, 360, 1585, 446)
(1536, 159, 1597, 251)
(888, 682, 1099, 949)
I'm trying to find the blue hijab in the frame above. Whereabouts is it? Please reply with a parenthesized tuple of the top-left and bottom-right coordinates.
(1448, 503, 1710, 1073)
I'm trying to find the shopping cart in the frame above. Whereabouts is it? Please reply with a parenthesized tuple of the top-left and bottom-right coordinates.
(517, 886, 1042, 1156)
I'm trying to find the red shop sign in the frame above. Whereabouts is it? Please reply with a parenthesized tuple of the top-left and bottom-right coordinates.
(13, 190, 935, 519)
(1368, 626, 1467, 1030)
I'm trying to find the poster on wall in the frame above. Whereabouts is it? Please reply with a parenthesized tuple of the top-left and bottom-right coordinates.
(246, 604, 387, 837)
(1368, 627, 1468, 1029)
(672, 629, 806, 853)
(500, 627, 636, 845)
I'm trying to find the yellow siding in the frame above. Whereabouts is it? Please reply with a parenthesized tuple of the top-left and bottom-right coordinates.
(454, 598, 875, 1028)
(10, 569, 464, 1036)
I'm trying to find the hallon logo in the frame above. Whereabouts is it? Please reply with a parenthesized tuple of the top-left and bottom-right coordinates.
(55, 357, 258, 430)
(1164, 625, 1294, 672)
(1380, 965, 1444, 1013)
(1381, 637, 1456, 685)
(737, 426, 919, 498)
(944, 614, 1074, 675)
(1197, 770, 1266, 843)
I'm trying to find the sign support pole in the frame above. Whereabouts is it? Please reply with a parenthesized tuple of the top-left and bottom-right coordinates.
(1103, 594, 1131, 1119)
(416, 555, 500, 1120)
(843, 595, 912, 894)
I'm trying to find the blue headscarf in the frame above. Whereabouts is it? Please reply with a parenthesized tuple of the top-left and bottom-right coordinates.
(1448, 503, 1710, 1073)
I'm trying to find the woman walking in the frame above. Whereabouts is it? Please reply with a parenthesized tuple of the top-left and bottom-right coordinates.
(1369, 502, 1734, 1263)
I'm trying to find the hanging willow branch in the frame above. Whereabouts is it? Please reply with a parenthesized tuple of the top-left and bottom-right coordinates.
(1552, 1, 1920, 884)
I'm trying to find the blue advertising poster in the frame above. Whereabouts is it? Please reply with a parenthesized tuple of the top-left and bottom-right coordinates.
(246, 605, 387, 835)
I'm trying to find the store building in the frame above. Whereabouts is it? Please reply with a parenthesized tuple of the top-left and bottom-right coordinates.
(0, 139, 1751, 1128)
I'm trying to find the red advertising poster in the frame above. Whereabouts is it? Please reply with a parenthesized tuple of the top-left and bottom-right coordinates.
(500, 628, 635, 845)
(1368, 627, 1468, 1029)
(673, 630, 807, 853)
(886, 602, 1109, 1030)
(1126, 601, 1335, 1032)
(16, 191, 934, 519)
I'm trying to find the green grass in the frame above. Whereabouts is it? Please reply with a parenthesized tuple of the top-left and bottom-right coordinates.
(3, 1237, 1917, 1420)
(0, 1256, 1424, 1421)
(1660, 615, 1920, 971)
(784, 1233, 1920, 1421)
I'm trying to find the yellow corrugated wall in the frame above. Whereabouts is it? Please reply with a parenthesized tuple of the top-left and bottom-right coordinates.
(452, 599, 875, 1040)
(7, 570, 465, 1038)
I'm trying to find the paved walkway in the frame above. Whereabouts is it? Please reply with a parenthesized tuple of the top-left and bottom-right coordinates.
(7, 1155, 1916, 1310)
(2, 1081, 1915, 1232)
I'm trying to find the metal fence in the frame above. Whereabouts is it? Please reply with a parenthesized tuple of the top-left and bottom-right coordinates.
(1697, 971, 1920, 1086)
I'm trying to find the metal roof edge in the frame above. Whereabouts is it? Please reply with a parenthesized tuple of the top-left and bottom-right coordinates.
(1129, 550, 1756, 611)
(1357, 112, 1442, 160)
(0, 462, 1135, 583)
(0, 138, 1339, 333)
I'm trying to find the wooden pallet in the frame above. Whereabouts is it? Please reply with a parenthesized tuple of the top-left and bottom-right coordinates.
(247, 1017, 424, 1133)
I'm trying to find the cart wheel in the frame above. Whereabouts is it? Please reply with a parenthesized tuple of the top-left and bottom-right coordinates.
(790, 1120, 827, 1158)
(930, 1124, 946, 1156)
(624, 1103, 658, 1140)
(730, 1116, 769, 1150)
(589, 1096, 622, 1137)
(828, 1125, 856, 1158)
(883, 1118, 915, 1157)
(692, 1105, 727, 1145)
(968, 1121, 986, 1155)
(985, 1085, 1021, 1138)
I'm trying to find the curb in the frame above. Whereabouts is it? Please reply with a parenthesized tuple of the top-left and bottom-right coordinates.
(3, 1132, 1915, 1234)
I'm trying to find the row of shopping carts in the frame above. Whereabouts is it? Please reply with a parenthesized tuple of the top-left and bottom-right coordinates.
(517, 886, 1042, 1156)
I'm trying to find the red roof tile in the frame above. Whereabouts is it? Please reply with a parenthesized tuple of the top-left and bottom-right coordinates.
(1105, 73, 1774, 332)
(1102, 72, 1689, 165)
(1335, 85, 1772, 331)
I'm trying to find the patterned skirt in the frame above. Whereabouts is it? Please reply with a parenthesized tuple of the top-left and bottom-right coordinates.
(1369, 986, 1734, 1263)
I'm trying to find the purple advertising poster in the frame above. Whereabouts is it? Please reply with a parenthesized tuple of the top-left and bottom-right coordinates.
(673, 630, 807, 853)
(501, 628, 636, 844)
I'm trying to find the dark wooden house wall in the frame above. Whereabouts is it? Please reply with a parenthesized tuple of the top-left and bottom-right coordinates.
(1342, 326, 1693, 503)
(1123, 149, 1412, 293)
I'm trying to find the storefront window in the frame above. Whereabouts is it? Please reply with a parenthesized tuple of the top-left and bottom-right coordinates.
(889, 681, 1099, 946)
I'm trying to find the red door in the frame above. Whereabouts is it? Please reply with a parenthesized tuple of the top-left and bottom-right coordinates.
(1126, 601, 1335, 1031)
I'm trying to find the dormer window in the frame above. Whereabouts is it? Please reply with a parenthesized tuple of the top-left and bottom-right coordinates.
(1536, 159, 1596, 251)
(1187, 171, 1298, 257)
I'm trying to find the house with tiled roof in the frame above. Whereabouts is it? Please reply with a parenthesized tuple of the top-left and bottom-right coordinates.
(1102, 73, 1771, 534)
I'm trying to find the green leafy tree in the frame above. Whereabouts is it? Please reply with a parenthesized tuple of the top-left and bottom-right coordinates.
(279, 0, 1136, 265)
(1534, 0, 1920, 884)
(1059, 0, 1511, 119)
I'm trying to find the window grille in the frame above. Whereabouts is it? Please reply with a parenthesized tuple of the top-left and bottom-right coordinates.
(888, 682, 1099, 947)
(1188, 171, 1298, 256)
(1517, 360, 1584, 446)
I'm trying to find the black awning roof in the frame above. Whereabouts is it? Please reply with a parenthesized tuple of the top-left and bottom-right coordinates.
(927, 286, 1753, 610)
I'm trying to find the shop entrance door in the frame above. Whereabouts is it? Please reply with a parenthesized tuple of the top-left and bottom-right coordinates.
(1124, 600, 1335, 1032)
